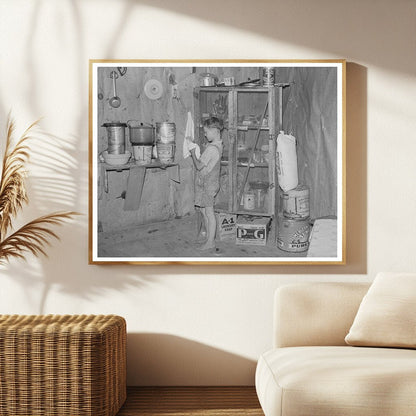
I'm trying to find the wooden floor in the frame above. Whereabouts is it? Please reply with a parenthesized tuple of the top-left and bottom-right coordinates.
(117, 386, 264, 416)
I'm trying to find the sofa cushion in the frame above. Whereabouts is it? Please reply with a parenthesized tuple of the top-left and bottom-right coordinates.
(256, 346, 416, 416)
(345, 272, 416, 348)
(274, 282, 370, 348)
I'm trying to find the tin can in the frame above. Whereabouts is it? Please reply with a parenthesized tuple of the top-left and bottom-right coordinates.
(281, 184, 310, 219)
(156, 143, 175, 164)
(156, 122, 176, 144)
(243, 192, 255, 210)
(224, 76, 235, 86)
(102, 122, 127, 154)
(277, 214, 311, 252)
(261, 67, 275, 87)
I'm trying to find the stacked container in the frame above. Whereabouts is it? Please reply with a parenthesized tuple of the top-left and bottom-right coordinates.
(155, 122, 176, 164)
(276, 132, 311, 252)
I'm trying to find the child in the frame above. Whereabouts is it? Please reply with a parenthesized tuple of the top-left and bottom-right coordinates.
(190, 117, 223, 250)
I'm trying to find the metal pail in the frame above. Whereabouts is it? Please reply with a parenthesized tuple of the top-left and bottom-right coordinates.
(156, 122, 176, 144)
(102, 122, 127, 154)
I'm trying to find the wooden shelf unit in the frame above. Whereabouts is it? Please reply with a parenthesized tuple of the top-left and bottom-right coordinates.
(194, 85, 289, 218)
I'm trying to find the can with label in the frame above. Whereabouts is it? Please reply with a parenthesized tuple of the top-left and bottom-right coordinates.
(281, 184, 310, 219)
(261, 67, 275, 87)
(277, 214, 311, 252)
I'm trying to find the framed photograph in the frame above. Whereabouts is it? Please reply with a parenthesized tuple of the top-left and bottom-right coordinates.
(89, 60, 345, 264)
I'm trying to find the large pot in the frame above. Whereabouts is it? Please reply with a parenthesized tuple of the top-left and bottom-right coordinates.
(127, 121, 155, 145)
(102, 122, 127, 154)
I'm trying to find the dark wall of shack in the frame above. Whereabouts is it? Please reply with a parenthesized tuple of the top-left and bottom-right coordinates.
(97, 66, 337, 232)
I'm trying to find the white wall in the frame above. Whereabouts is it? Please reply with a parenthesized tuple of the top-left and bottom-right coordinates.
(0, 0, 415, 385)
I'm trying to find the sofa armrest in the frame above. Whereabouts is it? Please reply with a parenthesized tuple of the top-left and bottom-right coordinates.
(273, 282, 370, 348)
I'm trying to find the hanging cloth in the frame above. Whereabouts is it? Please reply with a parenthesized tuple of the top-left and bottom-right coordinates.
(183, 111, 200, 159)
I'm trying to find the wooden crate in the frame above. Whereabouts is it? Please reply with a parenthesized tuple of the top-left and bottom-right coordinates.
(0, 314, 126, 416)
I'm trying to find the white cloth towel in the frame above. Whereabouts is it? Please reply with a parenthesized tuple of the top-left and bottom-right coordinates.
(183, 111, 200, 159)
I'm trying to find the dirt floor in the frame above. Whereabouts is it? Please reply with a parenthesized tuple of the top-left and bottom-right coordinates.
(98, 213, 306, 259)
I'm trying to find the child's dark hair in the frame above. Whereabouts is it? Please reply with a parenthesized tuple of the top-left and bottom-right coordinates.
(203, 116, 224, 131)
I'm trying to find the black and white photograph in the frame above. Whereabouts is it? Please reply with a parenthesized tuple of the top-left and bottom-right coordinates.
(89, 60, 345, 264)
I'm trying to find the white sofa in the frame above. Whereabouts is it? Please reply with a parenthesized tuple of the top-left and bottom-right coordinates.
(255, 281, 416, 416)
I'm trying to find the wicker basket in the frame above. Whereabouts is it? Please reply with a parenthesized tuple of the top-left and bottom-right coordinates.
(0, 314, 126, 416)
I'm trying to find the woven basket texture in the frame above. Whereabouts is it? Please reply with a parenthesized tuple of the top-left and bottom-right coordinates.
(0, 314, 126, 416)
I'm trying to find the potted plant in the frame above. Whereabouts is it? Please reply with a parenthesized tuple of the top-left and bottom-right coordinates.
(0, 116, 78, 264)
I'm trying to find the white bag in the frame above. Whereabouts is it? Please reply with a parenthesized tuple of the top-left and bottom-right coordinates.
(276, 131, 298, 192)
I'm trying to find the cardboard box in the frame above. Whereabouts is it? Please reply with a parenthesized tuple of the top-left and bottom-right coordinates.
(236, 215, 271, 246)
(216, 213, 237, 241)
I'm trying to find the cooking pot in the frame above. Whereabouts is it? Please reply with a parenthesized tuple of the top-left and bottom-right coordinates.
(200, 73, 218, 87)
(127, 121, 155, 145)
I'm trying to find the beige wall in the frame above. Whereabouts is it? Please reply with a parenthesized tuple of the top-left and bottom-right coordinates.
(0, 0, 415, 385)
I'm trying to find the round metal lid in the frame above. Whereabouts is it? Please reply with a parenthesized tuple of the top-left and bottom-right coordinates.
(102, 122, 127, 127)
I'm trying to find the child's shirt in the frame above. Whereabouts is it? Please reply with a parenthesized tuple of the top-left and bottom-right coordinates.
(199, 141, 223, 176)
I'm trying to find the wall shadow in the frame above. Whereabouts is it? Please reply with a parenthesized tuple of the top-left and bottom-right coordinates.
(132, 0, 413, 77)
(127, 333, 257, 386)
(0, 2, 370, 295)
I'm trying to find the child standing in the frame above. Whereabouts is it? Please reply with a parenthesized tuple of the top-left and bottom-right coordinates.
(190, 117, 223, 250)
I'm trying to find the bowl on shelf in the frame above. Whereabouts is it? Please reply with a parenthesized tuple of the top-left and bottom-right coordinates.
(102, 150, 131, 166)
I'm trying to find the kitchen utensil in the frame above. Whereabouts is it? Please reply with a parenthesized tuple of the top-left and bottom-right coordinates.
(200, 73, 218, 87)
(223, 76, 235, 86)
(156, 122, 176, 143)
(144, 79, 163, 100)
(238, 78, 260, 87)
(109, 71, 121, 108)
(102, 122, 127, 154)
(127, 121, 155, 145)
(101, 150, 131, 166)
(261, 67, 275, 86)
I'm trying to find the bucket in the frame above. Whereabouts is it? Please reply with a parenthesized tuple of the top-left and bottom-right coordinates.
(156, 143, 175, 164)
(281, 184, 310, 219)
(133, 145, 152, 165)
(277, 214, 311, 253)
(156, 122, 176, 144)
(102, 122, 127, 154)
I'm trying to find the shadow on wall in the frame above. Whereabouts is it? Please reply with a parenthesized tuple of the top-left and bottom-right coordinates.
(133, 0, 413, 76)
(127, 333, 257, 386)
(0, 1, 369, 294)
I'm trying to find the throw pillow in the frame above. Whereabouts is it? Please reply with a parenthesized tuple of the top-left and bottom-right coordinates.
(345, 272, 416, 348)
